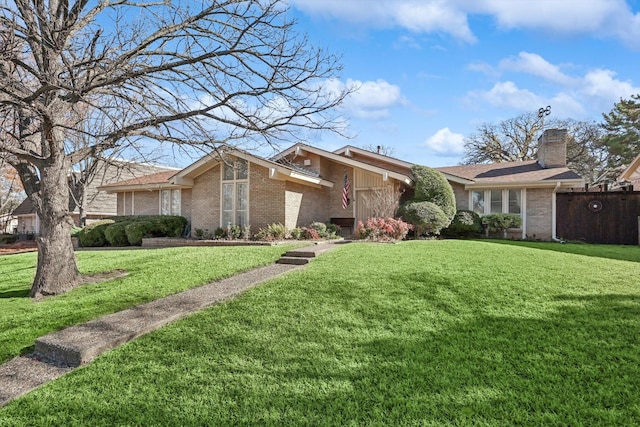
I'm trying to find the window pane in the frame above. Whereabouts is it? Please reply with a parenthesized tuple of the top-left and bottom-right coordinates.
(236, 158, 248, 180)
(236, 183, 248, 211)
(222, 211, 233, 227)
(490, 190, 502, 214)
(472, 191, 484, 215)
(223, 162, 234, 181)
(509, 189, 521, 214)
(236, 211, 248, 227)
(223, 183, 233, 210)
(171, 190, 181, 215)
(161, 190, 170, 215)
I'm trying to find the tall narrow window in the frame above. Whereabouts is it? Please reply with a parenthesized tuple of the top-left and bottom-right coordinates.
(472, 191, 484, 215)
(490, 190, 502, 213)
(161, 189, 181, 215)
(508, 189, 521, 214)
(221, 158, 249, 227)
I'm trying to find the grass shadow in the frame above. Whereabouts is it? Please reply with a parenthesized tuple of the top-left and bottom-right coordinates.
(0, 288, 30, 298)
(479, 239, 640, 263)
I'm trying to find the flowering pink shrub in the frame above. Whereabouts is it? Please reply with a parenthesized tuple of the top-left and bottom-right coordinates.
(355, 217, 412, 242)
(301, 227, 321, 240)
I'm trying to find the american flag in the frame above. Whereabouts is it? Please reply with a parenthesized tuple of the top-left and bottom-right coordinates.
(342, 171, 350, 209)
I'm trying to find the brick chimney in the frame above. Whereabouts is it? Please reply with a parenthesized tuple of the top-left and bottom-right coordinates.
(537, 128, 567, 168)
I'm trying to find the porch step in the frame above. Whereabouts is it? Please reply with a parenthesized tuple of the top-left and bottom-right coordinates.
(283, 243, 334, 259)
(276, 256, 310, 265)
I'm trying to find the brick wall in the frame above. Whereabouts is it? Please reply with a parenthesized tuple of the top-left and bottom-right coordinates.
(537, 129, 567, 168)
(450, 182, 467, 210)
(190, 164, 221, 233)
(249, 164, 286, 232)
(285, 181, 330, 228)
(133, 190, 160, 215)
(180, 188, 192, 222)
(526, 187, 553, 239)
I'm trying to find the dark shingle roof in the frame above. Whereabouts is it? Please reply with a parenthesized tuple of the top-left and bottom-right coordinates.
(12, 197, 35, 215)
(437, 160, 582, 184)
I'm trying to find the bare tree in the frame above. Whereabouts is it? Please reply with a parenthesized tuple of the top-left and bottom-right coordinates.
(0, 0, 349, 297)
(360, 144, 395, 157)
(463, 113, 608, 184)
(0, 156, 24, 221)
(463, 112, 543, 164)
(361, 186, 398, 218)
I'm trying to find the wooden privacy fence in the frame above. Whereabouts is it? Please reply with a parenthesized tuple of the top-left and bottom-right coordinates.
(556, 191, 640, 245)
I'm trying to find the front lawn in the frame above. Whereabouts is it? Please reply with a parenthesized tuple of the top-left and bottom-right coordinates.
(0, 246, 293, 364)
(2, 240, 640, 425)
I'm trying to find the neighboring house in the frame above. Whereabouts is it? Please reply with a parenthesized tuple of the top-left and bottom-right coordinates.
(0, 213, 17, 234)
(617, 151, 640, 190)
(100, 129, 584, 241)
(13, 160, 177, 236)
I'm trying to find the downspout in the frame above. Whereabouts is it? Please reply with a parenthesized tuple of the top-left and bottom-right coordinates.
(551, 182, 563, 242)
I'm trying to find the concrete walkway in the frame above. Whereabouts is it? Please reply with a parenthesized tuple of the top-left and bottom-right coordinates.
(0, 242, 339, 407)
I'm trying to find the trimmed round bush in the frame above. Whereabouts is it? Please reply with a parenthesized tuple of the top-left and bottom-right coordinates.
(78, 219, 115, 247)
(125, 221, 155, 246)
(157, 215, 188, 237)
(411, 165, 456, 221)
(104, 222, 131, 247)
(441, 210, 483, 239)
(400, 201, 450, 236)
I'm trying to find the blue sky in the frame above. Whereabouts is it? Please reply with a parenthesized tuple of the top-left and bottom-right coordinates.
(284, 0, 640, 167)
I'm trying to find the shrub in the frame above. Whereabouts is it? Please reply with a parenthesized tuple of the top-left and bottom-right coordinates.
(301, 227, 321, 240)
(308, 222, 327, 237)
(0, 234, 17, 244)
(482, 213, 523, 237)
(156, 215, 187, 237)
(290, 227, 303, 240)
(214, 227, 225, 239)
(441, 210, 483, 239)
(255, 223, 288, 241)
(70, 226, 83, 237)
(410, 165, 456, 221)
(355, 217, 412, 242)
(104, 222, 131, 247)
(325, 223, 340, 237)
(227, 224, 242, 239)
(399, 201, 450, 236)
(124, 221, 155, 246)
(78, 219, 115, 247)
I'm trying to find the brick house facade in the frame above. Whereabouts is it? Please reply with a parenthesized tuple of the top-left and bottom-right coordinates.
(100, 129, 584, 240)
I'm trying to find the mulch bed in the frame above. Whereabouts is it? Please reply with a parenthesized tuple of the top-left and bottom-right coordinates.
(0, 241, 38, 256)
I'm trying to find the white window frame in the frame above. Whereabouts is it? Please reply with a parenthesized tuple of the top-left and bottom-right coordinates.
(160, 189, 181, 215)
(469, 189, 523, 217)
(220, 158, 250, 227)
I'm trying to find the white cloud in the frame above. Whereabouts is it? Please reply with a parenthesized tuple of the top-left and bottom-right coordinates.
(289, 0, 476, 43)
(289, 0, 640, 47)
(466, 52, 640, 118)
(424, 128, 465, 155)
(499, 52, 575, 85)
(468, 81, 542, 111)
(327, 78, 406, 119)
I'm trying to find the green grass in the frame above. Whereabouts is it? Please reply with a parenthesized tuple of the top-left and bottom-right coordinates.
(0, 246, 293, 364)
(2, 240, 640, 425)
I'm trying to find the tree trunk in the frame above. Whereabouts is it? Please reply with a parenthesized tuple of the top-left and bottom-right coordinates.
(30, 160, 80, 297)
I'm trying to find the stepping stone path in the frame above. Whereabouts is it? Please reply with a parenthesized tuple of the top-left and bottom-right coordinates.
(0, 242, 340, 407)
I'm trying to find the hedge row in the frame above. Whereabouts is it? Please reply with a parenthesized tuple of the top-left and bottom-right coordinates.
(78, 215, 187, 247)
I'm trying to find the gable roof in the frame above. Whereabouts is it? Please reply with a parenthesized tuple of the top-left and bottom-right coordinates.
(98, 170, 181, 192)
(172, 146, 334, 188)
(436, 160, 583, 188)
(619, 152, 640, 183)
(274, 143, 414, 185)
(12, 197, 35, 216)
